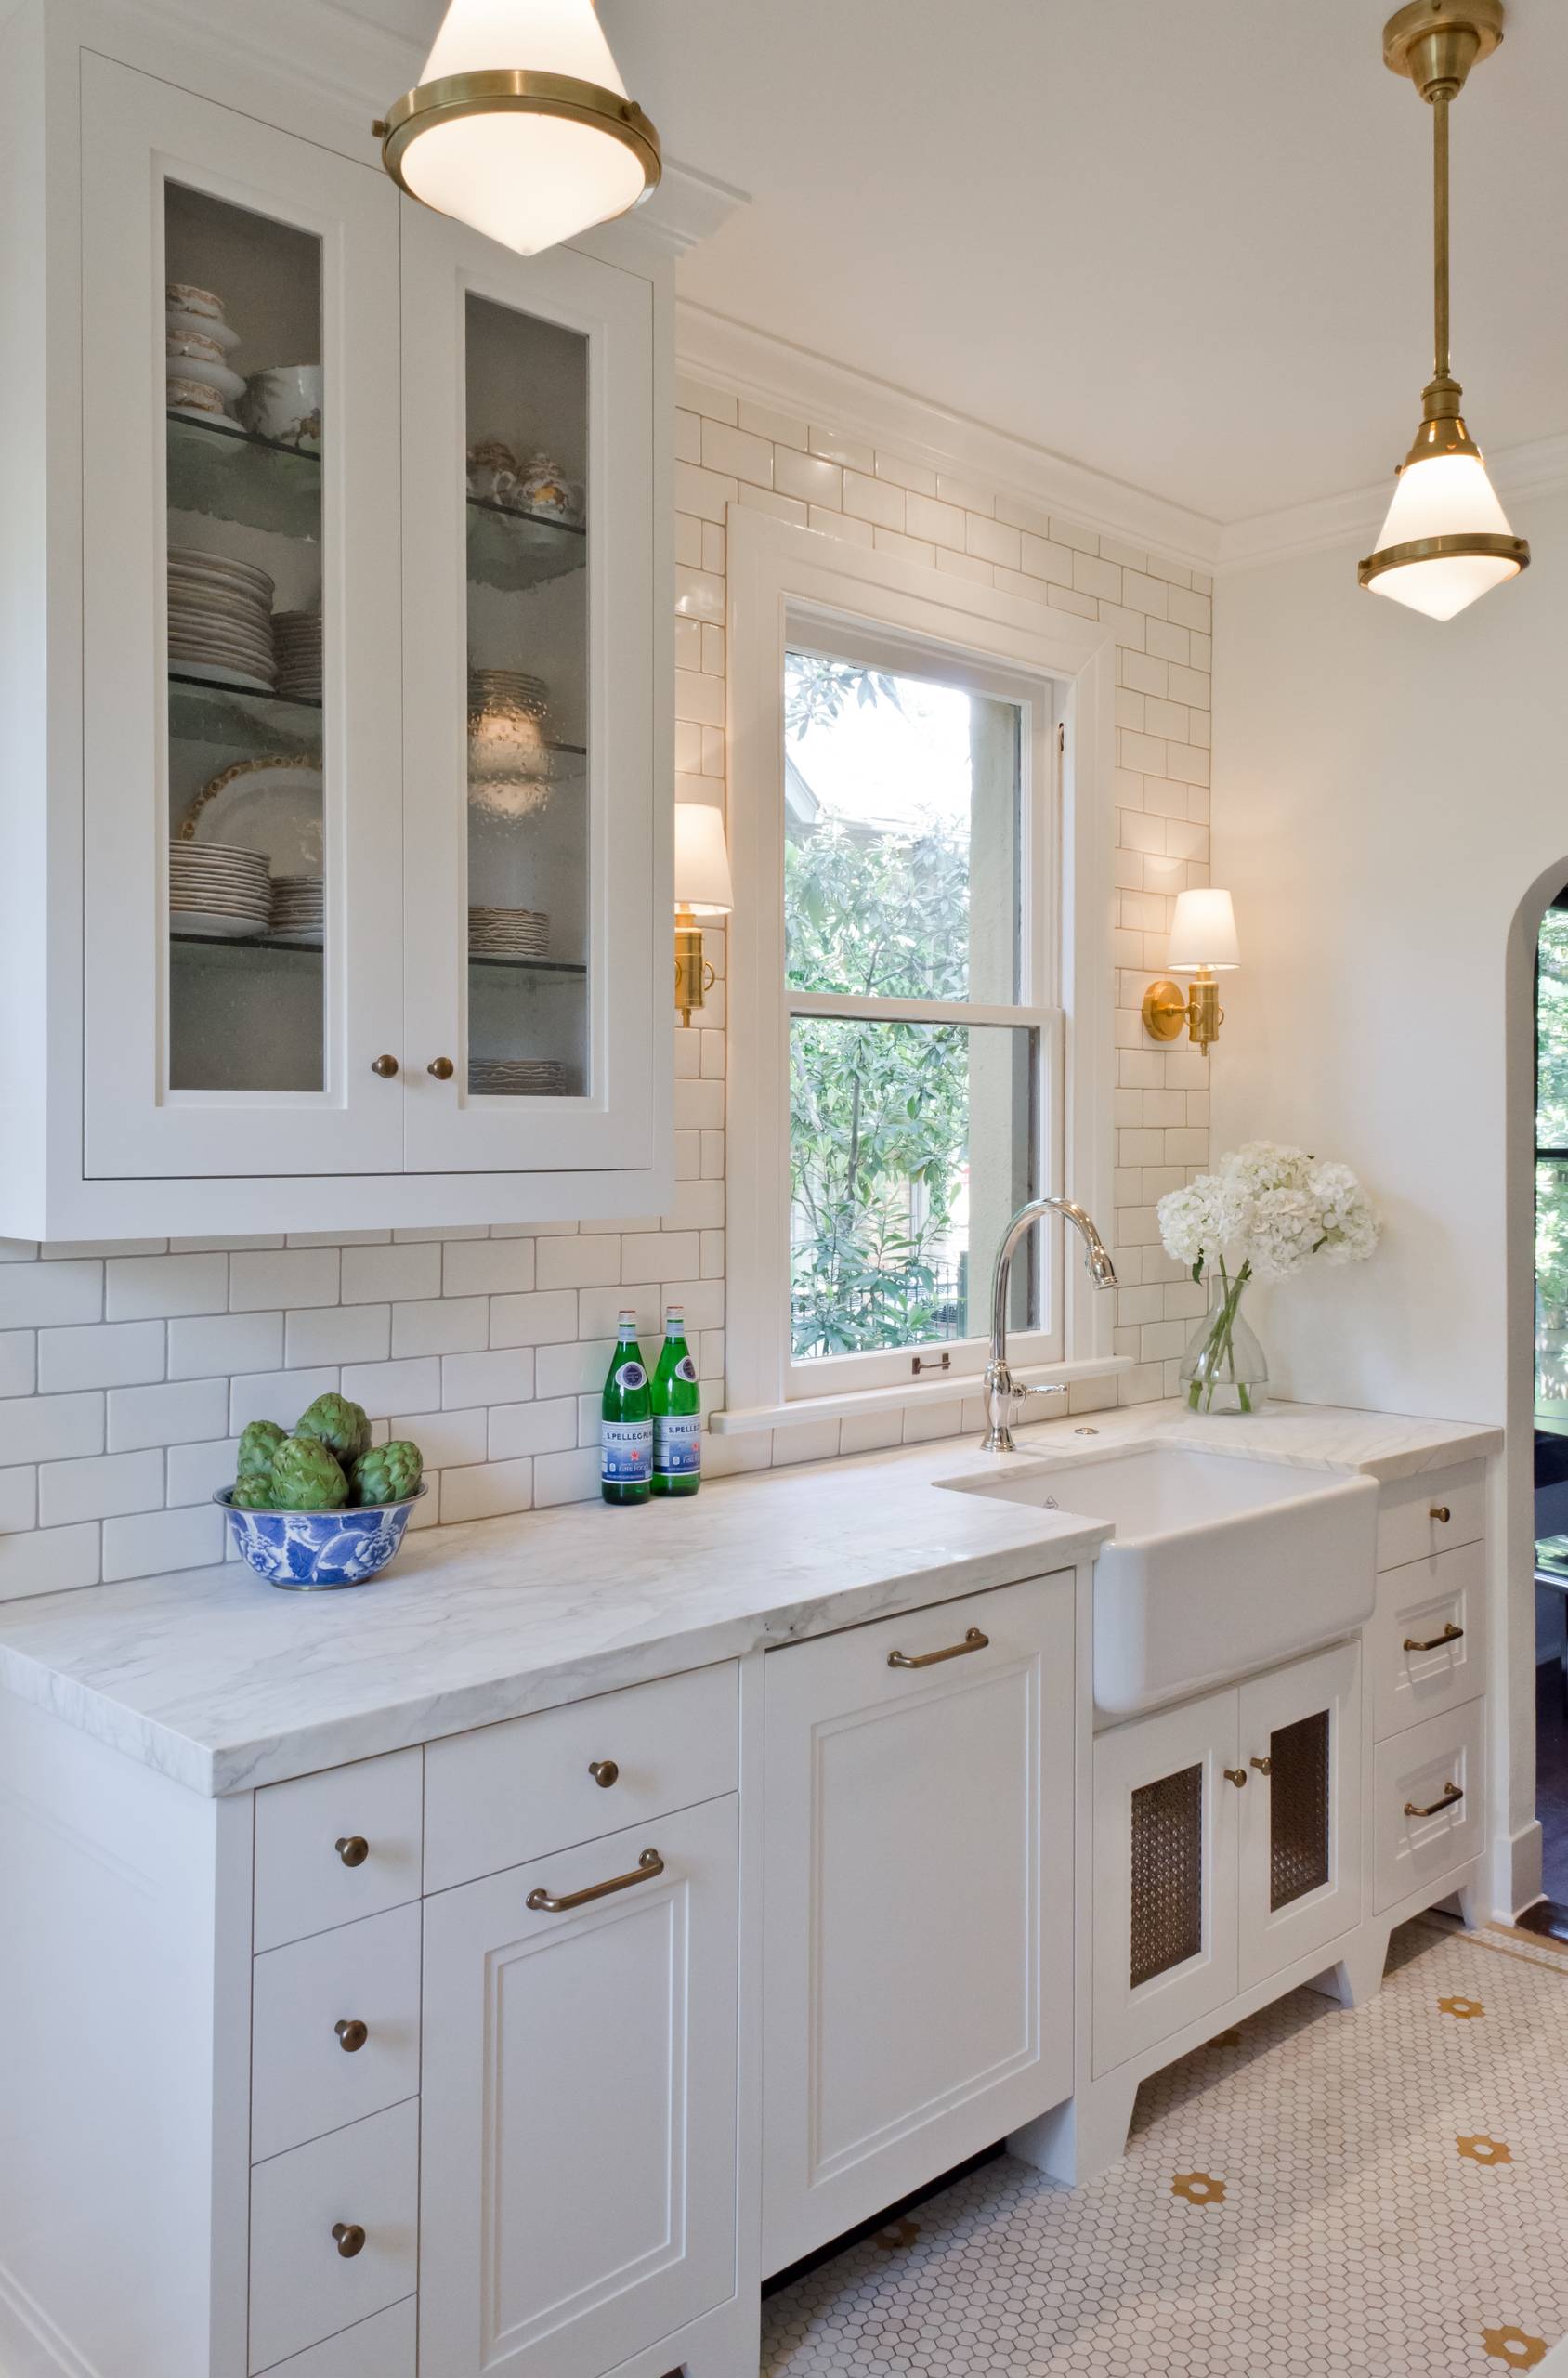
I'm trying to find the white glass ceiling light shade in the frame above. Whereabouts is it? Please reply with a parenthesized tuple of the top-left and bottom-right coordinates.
(376, 0, 660, 258)
(673, 802, 733, 916)
(1166, 889, 1240, 973)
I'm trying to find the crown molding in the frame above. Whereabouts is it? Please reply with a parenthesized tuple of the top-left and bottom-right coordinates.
(1215, 429, 1568, 571)
(674, 302, 1224, 574)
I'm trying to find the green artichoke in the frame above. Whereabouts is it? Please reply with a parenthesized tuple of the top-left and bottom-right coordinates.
(349, 1441, 424, 1507)
(294, 1393, 372, 1465)
(237, 1418, 285, 1488)
(268, 1434, 349, 1512)
(229, 1479, 273, 1510)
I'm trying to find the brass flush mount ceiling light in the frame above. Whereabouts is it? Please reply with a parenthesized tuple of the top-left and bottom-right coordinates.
(374, 0, 661, 258)
(1359, 0, 1528, 620)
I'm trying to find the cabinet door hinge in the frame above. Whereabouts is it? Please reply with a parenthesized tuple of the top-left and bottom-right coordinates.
(1057, 720, 1065, 755)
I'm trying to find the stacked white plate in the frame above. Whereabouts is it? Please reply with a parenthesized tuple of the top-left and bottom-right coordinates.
(169, 548, 277, 693)
(168, 841, 271, 939)
(468, 668, 549, 717)
(165, 284, 243, 422)
(274, 612, 322, 701)
(470, 1058, 566, 1097)
(268, 875, 323, 947)
(469, 904, 549, 960)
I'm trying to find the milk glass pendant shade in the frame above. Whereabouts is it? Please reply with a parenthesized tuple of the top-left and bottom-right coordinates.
(1358, 3, 1527, 618)
(376, 0, 661, 257)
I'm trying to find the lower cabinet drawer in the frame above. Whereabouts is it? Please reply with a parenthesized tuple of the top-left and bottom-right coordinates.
(261, 2298, 416, 2378)
(254, 1747, 425, 1953)
(252, 1902, 423, 2163)
(1373, 1700, 1486, 1915)
(249, 2099, 419, 2374)
(1376, 1464, 1484, 1573)
(1368, 1538, 1486, 1743)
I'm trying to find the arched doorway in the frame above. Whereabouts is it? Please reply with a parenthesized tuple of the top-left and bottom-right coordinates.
(1527, 886, 1568, 1920)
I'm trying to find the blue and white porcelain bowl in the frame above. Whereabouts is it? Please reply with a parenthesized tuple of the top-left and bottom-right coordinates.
(215, 1485, 426, 1590)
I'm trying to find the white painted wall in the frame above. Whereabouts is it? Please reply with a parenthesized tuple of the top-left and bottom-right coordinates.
(1211, 485, 1568, 1912)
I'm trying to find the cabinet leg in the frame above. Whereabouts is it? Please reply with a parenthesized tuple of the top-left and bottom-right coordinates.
(1009, 2071, 1140, 2190)
(1305, 1927, 1389, 2011)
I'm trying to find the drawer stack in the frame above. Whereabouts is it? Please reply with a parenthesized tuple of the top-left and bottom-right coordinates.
(1367, 1466, 1488, 1914)
(249, 1747, 425, 2377)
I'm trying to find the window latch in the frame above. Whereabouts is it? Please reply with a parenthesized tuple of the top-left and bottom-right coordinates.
(911, 1352, 951, 1377)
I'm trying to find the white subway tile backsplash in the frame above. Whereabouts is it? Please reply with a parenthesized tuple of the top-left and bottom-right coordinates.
(391, 1298, 490, 1358)
(441, 1458, 533, 1523)
(38, 1449, 164, 1527)
(0, 1261, 102, 1329)
(167, 1311, 283, 1380)
(165, 1437, 241, 1509)
(230, 1248, 338, 1313)
(102, 1504, 224, 1583)
(37, 1321, 164, 1395)
(442, 1348, 535, 1411)
(0, 1466, 37, 1533)
(0, 1523, 101, 1601)
(489, 1290, 580, 1349)
(488, 1399, 577, 1460)
(388, 1408, 489, 1468)
(108, 1378, 229, 1453)
(441, 1239, 535, 1298)
(104, 1252, 227, 1320)
(285, 1304, 392, 1369)
(1, 1393, 105, 1466)
(341, 1357, 442, 1422)
(536, 1235, 621, 1292)
(0, 1332, 35, 1398)
(229, 1366, 338, 1434)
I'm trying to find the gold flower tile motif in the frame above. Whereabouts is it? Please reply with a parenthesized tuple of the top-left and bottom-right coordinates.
(1459, 2135, 1514, 2166)
(1482, 2326, 1548, 2368)
(869, 2217, 920, 2254)
(1170, 2171, 1226, 2205)
(1439, 1993, 1486, 2019)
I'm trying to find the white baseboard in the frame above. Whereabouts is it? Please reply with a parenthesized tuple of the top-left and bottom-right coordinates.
(1493, 1817, 1545, 1919)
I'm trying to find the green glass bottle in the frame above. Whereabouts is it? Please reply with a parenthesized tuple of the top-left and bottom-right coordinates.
(600, 1309, 652, 1506)
(651, 1305, 702, 1497)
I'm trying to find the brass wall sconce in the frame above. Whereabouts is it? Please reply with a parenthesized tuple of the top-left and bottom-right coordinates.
(673, 801, 732, 1028)
(1142, 889, 1239, 1055)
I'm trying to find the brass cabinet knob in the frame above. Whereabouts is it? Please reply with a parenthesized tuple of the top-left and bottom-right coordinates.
(1222, 1767, 1248, 1788)
(334, 1835, 370, 1868)
(588, 1759, 619, 1788)
(334, 2018, 369, 2053)
(332, 2223, 366, 2259)
(370, 1053, 399, 1078)
(427, 1057, 455, 1080)
(1430, 1505, 1451, 1524)
(1249, 1756, 1273, 1776)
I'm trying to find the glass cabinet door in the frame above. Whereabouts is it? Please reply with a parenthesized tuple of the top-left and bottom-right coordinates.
(401, 213, 656, 1175)
(81, 58, 403, 1178)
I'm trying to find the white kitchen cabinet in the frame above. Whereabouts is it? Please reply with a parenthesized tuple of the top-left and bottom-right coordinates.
(1, 6, 676, 1238)
(761, 1574, 1076, 2276)
(419, 1795, 740, 2378)
(1093, 1643, 1362, 2074)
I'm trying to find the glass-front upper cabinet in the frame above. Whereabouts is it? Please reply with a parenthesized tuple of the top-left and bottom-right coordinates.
(82, 56, 404, 1179)
(401, 212, 656, 1175)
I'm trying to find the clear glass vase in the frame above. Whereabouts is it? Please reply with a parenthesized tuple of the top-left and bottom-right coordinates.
(1181, 1264, 1268, 1414)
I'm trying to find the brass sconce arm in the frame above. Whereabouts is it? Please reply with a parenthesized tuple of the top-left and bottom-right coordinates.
(1142, 968, 1225, 1052)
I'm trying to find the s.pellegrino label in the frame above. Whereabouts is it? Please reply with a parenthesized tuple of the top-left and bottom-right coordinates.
(651, 1306, 701, 1497)
(601, 1310, 651, 1505)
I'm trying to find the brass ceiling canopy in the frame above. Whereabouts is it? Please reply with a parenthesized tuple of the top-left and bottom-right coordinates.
(1358, 0, 1528, 620)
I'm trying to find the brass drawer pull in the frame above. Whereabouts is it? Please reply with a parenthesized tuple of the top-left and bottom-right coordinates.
(888, 1627, 989, 1670)
(334, 2019, 368, 2053)
(370, 1054, 399, 1078)
(1404, 1621, 1464, 1653)
(1223, 1767, 1248, 1789)
(1430, 1505, 1451, 1524)
(427, 1056, 455, 1079)
(1249, 1756, 1272, 1776)
(1404, 1781, 1464, 1818)
(334, 1836, 370, 1868)
(527, 1847, 664, 1914)
(588, 1758, 619, 1788)
(332, 2223, 366, 2259)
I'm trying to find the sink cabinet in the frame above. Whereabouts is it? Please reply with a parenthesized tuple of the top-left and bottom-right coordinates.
(760, 1574, 1076, 2276)
(1, 7, 678, 1237)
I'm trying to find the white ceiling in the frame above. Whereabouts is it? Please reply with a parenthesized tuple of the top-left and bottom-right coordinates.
(347, 0, 1568, 526)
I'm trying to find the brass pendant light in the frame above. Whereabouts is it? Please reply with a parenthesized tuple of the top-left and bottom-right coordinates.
(1359, 0, 1528, 620)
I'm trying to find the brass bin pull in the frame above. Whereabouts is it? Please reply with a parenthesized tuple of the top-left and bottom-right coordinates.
(527, 1847, 664, 1914)
(334, 1835, 370, 1868)
(1249, 1756, 1273, 1776)
(1404, 1621, 1464, 1653)
(1223, 1767, 1248, 1789)
(1430, 1505, 1452, 1523)
(588, 1759, 620, 1788)
(334, 2019, 369, 2054)
(1405, 1781, 1464, 1819)
(888, 1627, 989, 1670)
(332, 2223, 366, 2259)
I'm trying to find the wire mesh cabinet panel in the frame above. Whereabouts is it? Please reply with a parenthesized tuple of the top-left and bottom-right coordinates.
(1236, 1640, 1363, 1993)
(1092, 1687, 1239, 2077)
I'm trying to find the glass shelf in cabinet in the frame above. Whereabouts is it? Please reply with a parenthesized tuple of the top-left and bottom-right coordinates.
(166, 412, 321, 541)
(466, 497, 586, 594)
(168, 673, 322, 760)
(466, 953, 587, 976)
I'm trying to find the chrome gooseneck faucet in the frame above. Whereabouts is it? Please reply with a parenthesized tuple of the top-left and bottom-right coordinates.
(980, 1197, 1118, 1453)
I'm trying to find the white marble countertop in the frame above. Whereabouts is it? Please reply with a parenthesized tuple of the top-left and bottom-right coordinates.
(0, 1397, 1500, 1797)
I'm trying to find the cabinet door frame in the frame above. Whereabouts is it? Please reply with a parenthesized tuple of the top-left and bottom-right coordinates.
(418, 1795, 738, 2378)
(399, 213, 657, 1175)
(1091, 1686, 1239, 2077)
(1236, 1640, 1363, 1992)
(79, 54, 406, 1178)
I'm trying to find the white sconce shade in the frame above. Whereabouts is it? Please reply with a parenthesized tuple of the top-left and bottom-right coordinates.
(1167, 888, 1240, 973)
(378, 0, 660, 259)
(1363, 449, 1526, 621)
(673, 803, 733, 916)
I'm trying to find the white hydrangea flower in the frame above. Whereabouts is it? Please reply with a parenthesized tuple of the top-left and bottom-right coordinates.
(1309, 1160, 1381, 1264)
(1156, 1177, 1222, 1270)
(1156, 1140, 1380, 1279)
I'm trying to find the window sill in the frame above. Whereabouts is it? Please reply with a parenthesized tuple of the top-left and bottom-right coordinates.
(710, 1356, 1133, 1437)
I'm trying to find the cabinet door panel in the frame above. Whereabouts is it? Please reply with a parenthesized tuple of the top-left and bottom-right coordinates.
(1236, 1640, 1362, 1991)
(1092, 1689, 1238, 2077)
(80, 56, 404, 1178)
(762, 1574, 1074, 2275)
(399, 212, 656, 1175)
(419, 1795, 738, 2378)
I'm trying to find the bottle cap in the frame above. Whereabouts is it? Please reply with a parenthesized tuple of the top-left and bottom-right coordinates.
(617, 1307, 637, 1327)
(665, 1306, 685, 1327)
